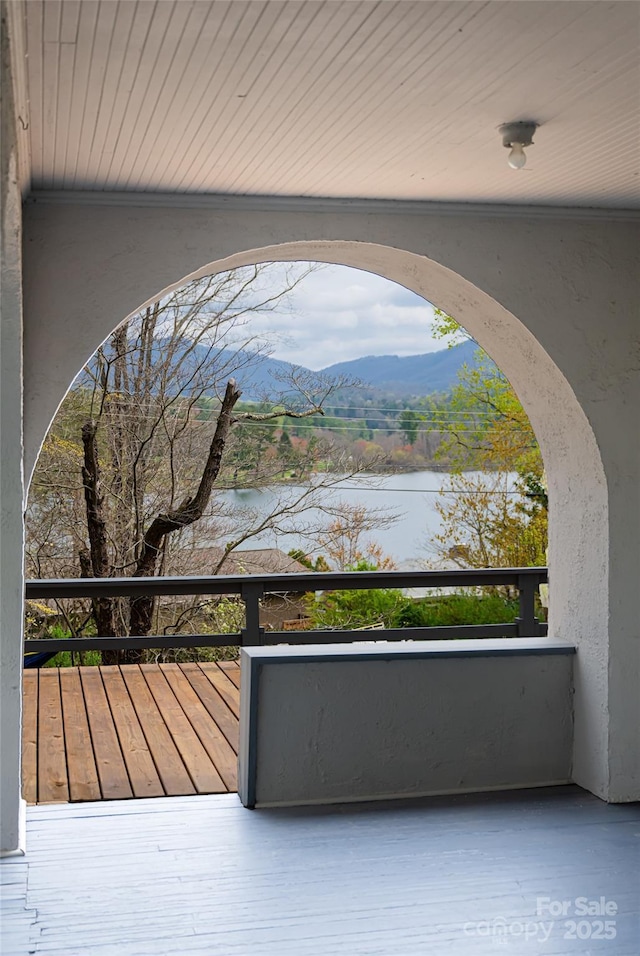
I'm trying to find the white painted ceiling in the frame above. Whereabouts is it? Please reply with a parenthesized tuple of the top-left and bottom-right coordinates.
(12, 0, 640, 207)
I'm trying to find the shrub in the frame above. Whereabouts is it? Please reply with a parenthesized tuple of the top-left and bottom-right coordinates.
(392, 591, 520, 629)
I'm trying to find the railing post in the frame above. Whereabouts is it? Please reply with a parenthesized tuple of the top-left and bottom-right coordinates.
(516, 573, 540, 637)
(241, 581, 265, 645)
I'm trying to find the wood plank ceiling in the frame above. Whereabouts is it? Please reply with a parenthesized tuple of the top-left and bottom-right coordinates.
(13, 0, 640, 206)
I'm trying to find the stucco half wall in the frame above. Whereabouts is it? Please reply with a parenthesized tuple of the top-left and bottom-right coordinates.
(239, 641, 576, 809)
(22, 198, 640, 804)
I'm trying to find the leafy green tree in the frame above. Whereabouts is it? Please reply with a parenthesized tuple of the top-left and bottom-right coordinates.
(287, 549, 330, 572)
(431, 307, 474, 347)
(431, 472, 547, 570)
(398, 409, 420, 445)
(436, 352, 540, 478)
(428, 315, 547, 570)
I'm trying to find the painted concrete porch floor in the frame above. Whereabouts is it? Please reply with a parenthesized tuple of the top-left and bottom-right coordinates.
(2, 785, 639, 955)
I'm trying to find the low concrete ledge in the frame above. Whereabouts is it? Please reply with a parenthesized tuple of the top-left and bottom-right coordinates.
(239, 639, 576, 809)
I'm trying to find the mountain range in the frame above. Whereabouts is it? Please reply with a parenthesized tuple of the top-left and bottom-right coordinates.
(235, 339, 483, 399)
(321, 340, 481, 396)
(77, 338, 485, 401)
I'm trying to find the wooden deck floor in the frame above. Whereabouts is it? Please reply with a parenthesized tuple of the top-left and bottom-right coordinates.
(22, 662, 240, 804)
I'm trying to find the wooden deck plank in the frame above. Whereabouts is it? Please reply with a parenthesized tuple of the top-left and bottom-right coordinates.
(80, 669, 133, 800)
(162, 664, 237, 790)
(120, 666, 196, 797)
(218, 659, 241, 689)
(36, 670, 69, 804)
(179, 663, 239, 754)
(100, 667, 165, 799)
(140, 665, 226, 794)
(198, 662, 240, 718)
(23, 662, 241, 805)
(59, 668, 101, 802)
(21, 670, 39, 804)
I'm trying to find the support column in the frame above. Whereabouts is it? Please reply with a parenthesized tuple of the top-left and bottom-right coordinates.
(1, 3, 26, 856)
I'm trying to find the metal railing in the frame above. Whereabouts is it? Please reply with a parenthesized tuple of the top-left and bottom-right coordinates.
(24, 567, 548, 654)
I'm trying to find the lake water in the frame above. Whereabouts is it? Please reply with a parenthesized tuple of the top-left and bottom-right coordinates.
(221, 471, 514, 568)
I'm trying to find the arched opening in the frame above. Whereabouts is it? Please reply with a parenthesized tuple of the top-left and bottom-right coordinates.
(28, 238, 606, 636)
(26, 246, 568, 808)
(22, 227, 621, 804)
(27, 259, 547, 637)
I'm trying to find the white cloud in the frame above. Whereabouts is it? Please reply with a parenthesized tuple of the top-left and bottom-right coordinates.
(248, 263, 443, 369)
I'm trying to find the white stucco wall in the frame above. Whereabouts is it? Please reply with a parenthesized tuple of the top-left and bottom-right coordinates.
(19, 195, 640, 805)
(0, 5, 25, 855)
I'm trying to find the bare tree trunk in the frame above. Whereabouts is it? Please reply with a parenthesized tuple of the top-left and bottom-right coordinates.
(129, 379, 242, 636)
(81, 421, 120, 662)
(110, 323, 135, 574)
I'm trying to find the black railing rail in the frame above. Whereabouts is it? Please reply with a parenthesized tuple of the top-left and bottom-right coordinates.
(25, 567, 548, 653)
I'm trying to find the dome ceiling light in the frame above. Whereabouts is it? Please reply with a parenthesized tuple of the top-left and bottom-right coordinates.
(499, 121, 538, 169)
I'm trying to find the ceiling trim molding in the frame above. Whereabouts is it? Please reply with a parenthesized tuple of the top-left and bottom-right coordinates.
(25, 190, 640, 222)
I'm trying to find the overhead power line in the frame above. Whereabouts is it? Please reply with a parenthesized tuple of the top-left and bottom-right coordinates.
(312, 484, 522, 496)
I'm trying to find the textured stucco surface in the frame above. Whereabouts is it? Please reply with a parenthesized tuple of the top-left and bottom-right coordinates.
(21, 199, 640, 801)
(244, 650, 574, 807)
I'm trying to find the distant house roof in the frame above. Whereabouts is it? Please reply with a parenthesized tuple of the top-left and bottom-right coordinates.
(28, 547, 309, 578)
(186, 547, 308, 578)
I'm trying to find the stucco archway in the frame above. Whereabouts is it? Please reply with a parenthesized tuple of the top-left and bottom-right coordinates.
(24, 225, 620, 804)
(18, 198, 640, 822)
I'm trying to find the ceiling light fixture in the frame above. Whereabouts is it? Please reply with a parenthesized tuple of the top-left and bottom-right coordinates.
(499, 121, 538, 170)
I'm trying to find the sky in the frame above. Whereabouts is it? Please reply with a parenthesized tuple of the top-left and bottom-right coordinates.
(243, 262, 443, 370)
